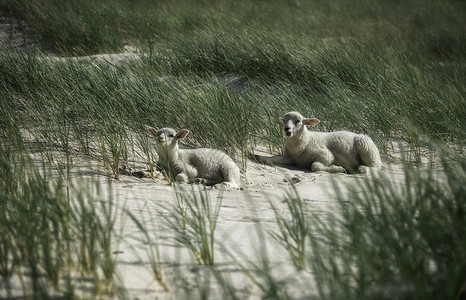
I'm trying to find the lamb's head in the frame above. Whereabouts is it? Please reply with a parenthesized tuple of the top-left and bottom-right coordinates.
(279, 111, 320, 138)
(148, 127, 189, 156)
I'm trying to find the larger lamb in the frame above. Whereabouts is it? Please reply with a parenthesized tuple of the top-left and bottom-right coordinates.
(257, 111, 382, 174)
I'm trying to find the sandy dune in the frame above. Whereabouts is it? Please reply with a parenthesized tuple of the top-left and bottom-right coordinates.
(69, 145, 405, 299)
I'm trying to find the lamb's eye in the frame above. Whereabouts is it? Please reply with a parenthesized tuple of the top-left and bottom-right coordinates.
(295, 120, 301, 124)
(169, 134, 175, 138)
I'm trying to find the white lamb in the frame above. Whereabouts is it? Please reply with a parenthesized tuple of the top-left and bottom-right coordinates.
(148, 127, 241, 189)
(257, 111, 382, 174)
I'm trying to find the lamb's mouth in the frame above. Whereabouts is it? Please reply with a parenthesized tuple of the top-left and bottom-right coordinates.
(285, 132, 292, 137)
(156, 137, 167, 144)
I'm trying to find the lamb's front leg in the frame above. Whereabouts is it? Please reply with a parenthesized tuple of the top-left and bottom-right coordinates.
(311, 161, 346, 173)
(175, 172, 191, 183)
(310, 149, 347, 173)
(175, 165, 198, 183)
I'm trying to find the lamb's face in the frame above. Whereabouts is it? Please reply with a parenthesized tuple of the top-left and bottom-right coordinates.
(154, 128, 178, 148)
(280, 112, 305, 138)
(279, 111, 320, 138)
(148, 127, 189, 155)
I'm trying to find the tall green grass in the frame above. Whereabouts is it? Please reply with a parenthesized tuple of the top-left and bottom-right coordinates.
(2, 0, 465, 61)
(307, 147, 466, 299)
(269, 185, 310, 271)
(164, 186, 222, 265)
(0, 141, 124, 298)
(1, 0, 464, 163)
(2, 0, 465, 148)
(1, 49, 464, 173)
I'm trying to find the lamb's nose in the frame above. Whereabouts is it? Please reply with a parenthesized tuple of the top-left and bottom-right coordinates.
(284, 126, 291, 132)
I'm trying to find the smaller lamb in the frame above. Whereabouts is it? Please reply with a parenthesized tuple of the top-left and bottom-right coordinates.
(256, 111, 382, 174)
(148, 127, 241, 189)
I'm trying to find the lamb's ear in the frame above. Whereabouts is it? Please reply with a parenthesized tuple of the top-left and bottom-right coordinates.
(279, 117, 285, 124)
(148, 127, 158, 137)
(303, 118, 320, 126)
(176, 129, 189, 140)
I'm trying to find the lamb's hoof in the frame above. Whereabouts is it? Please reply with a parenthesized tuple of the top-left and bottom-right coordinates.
(213, 184, 225, 190)
(358, 166, 380, 175)
(214, 182, 238, 190)
(324, 166, 346, 173)
(357, 166, 369, 174)
(194, 178, 207, 185)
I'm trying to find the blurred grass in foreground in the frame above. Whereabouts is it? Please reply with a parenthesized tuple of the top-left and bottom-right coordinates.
(0, 139, 124, 298)
(307, 145, 466, 299)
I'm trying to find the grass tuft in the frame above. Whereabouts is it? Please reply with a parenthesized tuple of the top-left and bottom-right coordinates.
(164, 186, 222, 265)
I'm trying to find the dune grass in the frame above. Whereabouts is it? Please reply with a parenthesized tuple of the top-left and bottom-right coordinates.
(164, 186, 223, 265)
(0, 47, 464, 174)
(269, 185, 309, 271)
(1, 0, 465, 162)
(1, 0, 464, 157)
(0, 142, 125, 298)
(2, 0, 464, 61)
(307, 146, 466, 299)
